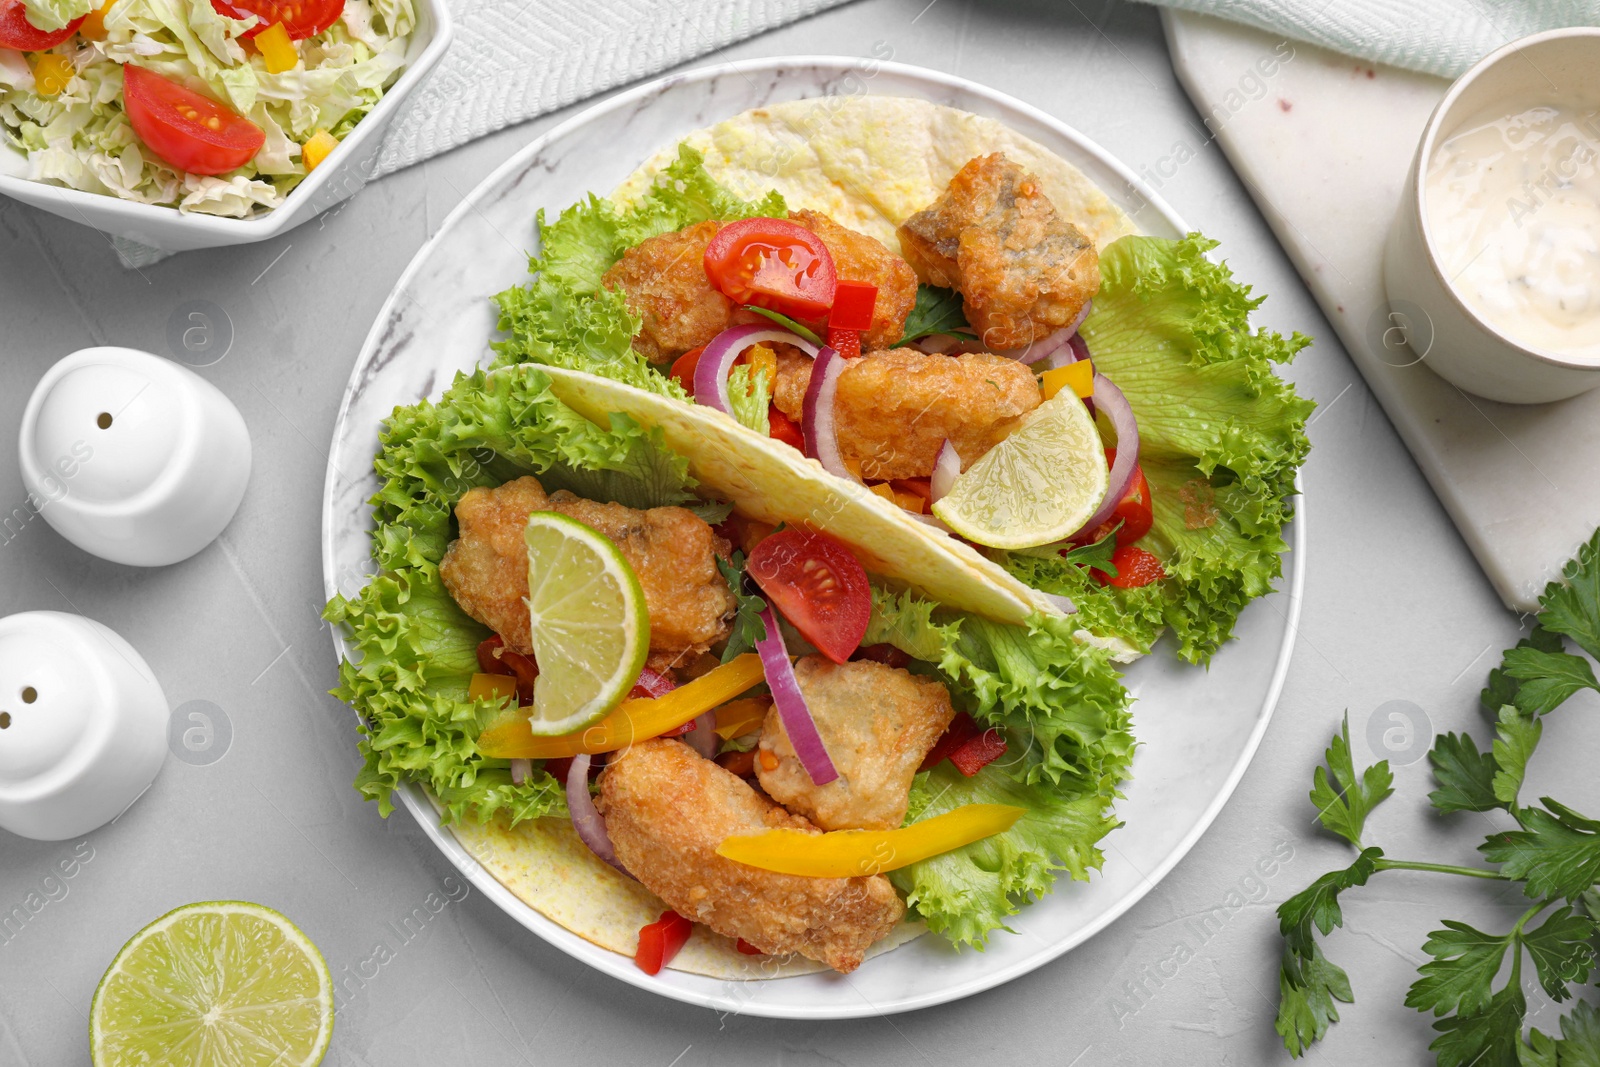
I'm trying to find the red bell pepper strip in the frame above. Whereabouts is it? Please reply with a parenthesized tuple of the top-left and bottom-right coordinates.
(829, 280, 878, 331)
(736, 938, 763, 955)
(768, 405, 804, 449)
(635, 910, 694, 975)
(949, 727, 1007, 777)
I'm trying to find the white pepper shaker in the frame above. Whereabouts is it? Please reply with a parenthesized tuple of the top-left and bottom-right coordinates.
(18, 347, 252, 566)
(0, 611, 169, 841)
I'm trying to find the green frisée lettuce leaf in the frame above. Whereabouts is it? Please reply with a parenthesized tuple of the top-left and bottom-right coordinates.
(491, 145, 786, 389)
(324, 365, 713, 824)
(1009, 233, 1314, 664)
(894, 764, 1120, 947)
(865, 584, 1134, 946)
(0, 0, 413, 214)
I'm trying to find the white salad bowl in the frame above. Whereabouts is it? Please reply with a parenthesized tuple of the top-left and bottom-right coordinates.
(322, 57, 1306, 1019)
(0, 0, 452, 257)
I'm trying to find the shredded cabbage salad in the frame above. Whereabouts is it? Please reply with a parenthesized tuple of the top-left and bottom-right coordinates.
(0, 0, 413, 215)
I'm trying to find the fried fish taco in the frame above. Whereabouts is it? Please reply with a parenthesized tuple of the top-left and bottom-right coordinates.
(326, 364, 1133, 978)
(492, 96, 1314, 665)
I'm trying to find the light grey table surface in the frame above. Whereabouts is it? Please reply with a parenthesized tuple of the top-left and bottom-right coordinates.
(3, 1, 1594, 1064)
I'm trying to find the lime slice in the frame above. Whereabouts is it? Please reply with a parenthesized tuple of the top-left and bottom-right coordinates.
(90, 901, 333, 1067)
(522, 510, 650, 736)
(931, 392, 1110, 549)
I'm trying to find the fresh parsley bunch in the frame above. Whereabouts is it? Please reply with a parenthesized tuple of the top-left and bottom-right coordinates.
(1274, 531, 1600, 1065)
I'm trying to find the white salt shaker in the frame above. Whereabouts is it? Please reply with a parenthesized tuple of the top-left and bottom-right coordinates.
(18, 347, 252, 566)
(0, 611, 169, 841)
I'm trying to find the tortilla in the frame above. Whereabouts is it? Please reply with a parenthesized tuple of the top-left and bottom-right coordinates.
(611, 96, 1139, 255)
(450, 97, 1138, 979)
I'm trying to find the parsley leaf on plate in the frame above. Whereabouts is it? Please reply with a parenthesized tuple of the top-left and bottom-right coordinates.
(716, 552, 768, 663)
(1309, 713, 1394, 847)
(893, 284, 972, 346)
(1490, 706, 1542, 810)
(1428, 732, 1502, 815)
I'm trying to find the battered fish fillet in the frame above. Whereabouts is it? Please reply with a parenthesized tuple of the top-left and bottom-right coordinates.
(601, 220, 733, 363)
(598, 738, 905, 973)
(772, 347, 1041, 480)
(603, 214, 918, 362)
(899, 153, 1100, 351)
(788, 210, 916, 351)
(756, 658, 955, 831)
(438, 476, 735, 658)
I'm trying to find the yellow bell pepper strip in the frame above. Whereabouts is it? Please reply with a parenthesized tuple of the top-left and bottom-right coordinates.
(1040, 359, 1095, 402)
(867, 481, 926, 515)
(255, 22, 297, 74)
(478, 653, 764, 759)
(715, 803, 1027, 877)
(467, 673, 519, 704)
(30, 55, 75, 97)
(79, 0, 117, 41)
(302, 128, 338, 172)
(713, 697, 769, 740)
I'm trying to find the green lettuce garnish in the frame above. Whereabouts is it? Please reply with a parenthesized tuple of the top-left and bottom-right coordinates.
(323, 365, 713, 824)
(491, 146, 785, 391)
(865, 585, 1134, 946)
(1005, 233, 1314, 664)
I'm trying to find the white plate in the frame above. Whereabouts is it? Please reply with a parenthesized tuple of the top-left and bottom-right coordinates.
(320, 56, 1304, 1020)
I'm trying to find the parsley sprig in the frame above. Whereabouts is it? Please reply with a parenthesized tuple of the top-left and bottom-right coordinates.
(1274, 530, 1600, 1064)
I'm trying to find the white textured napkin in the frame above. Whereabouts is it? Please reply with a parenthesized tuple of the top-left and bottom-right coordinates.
(113, 0, 852, 267)
(1132, 0, 1600, 78)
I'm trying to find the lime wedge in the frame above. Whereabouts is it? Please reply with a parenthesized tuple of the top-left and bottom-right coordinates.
(90, 901, 333, 1067)
(522, 511, 650, 736)
(931, 392, 1110, 549)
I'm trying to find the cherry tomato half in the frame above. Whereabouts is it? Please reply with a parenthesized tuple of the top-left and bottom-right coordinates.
(123, 65, 265, 176)
(1095, 544, 1166, 589)
(0, 0, 84, 49)
(704, 217, 838, 321)
(668, 344, 706, 395)
(210, 0, 343, 38)
(746, 528, 870, 664)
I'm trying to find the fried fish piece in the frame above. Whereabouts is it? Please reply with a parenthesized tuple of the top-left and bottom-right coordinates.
(598, 738, 905, 973)
(772, 347, 1041, 480)
(602, 213, 919, 362)
(601, 220, 733, 363)
(899, 153, 1100, 351)
(756, 657, 956, 831)
(788, 210, 916, 351)
(438, 476, 734, 657)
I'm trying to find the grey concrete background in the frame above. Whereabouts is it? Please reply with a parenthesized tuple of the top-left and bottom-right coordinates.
(2, 0, 1595, 1063)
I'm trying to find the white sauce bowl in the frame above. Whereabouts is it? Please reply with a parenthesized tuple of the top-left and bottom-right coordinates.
(1384, 27, 1600, 404)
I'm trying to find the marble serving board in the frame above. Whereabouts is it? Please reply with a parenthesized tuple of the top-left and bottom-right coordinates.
(1163, 10, 1600, 613)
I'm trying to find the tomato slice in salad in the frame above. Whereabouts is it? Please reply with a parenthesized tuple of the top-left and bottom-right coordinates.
(123, 66, 265, 176)
(704, 217, 838, 320)
(746, 528, 870, 664)
(1096, 544, 1166, 589)
(1080, 448, 1153, 548)
(0, 0, 84, 49)
(210, 0, 343, 38)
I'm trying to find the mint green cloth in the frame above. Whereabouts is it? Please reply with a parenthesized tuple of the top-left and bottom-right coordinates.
(1139, 0, 1600, 77)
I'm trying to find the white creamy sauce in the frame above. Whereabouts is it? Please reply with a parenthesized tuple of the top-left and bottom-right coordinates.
(1425, 102, 1600, 357)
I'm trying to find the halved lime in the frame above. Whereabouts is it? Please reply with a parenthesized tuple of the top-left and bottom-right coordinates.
(523, 511, 650, 736)
(931, 392, 1110, 549)
(90, 901, 333, 1067)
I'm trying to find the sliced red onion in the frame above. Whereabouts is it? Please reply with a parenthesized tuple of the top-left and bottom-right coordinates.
(1065, 299, 1093, 337)
(800, 344, 856, 484)
(567, 753, 629, 876)
(1069, 373, 1140, 539)
(1068, 333, 1090, 363)
(755, 603, 837, 785)
(1037, 332, 1089, 372)
(1010, 328, 1074, 366)
(694, 324, 821, 415)
(686, 712, 718, 758)
(930, 440, 961, 503)
(510, 759, 531, 786)
(1041, 592, 1078, 615)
